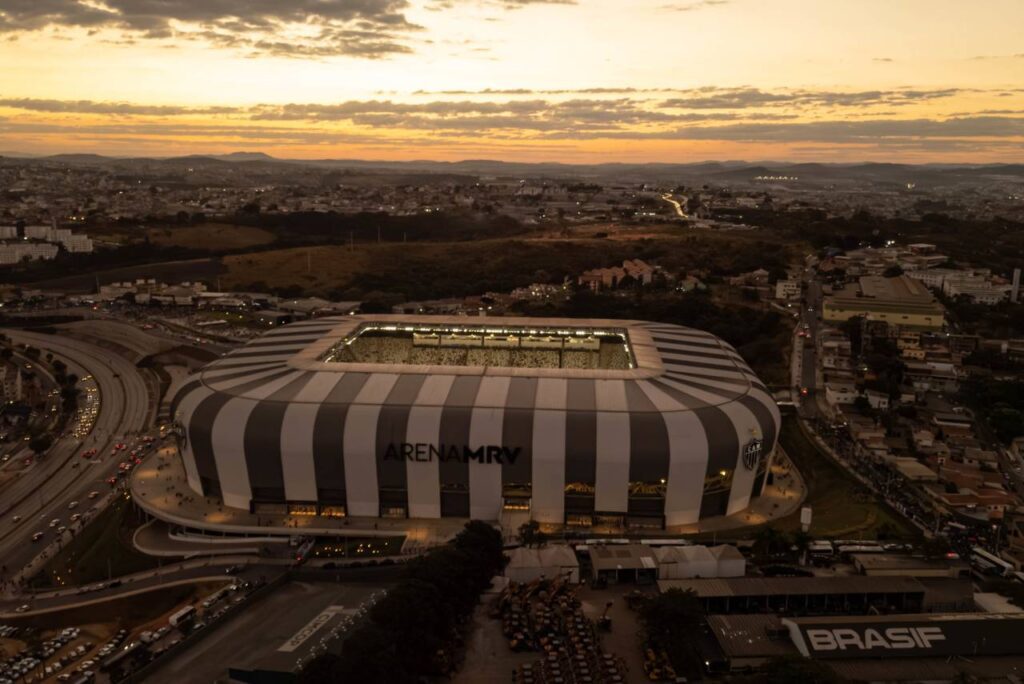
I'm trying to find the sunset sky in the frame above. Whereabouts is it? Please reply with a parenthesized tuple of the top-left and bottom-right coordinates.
(1, 0, 1022, 162)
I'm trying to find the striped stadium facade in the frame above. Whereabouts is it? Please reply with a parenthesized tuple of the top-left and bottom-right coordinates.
(169, 315, 780, 528)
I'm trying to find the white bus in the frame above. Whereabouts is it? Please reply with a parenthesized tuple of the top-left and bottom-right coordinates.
(971, 546, 1014, 578)
(168, 605, 196, 628)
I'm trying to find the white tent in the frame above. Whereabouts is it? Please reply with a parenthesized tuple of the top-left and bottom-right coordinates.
(504, 546, 580, 584)
(709, 544, 746, 578)
(538, 545, 581, 584)
(654, 546, 717, 579)
(677, 545, 718, 578)
(654, 546, 683, 579)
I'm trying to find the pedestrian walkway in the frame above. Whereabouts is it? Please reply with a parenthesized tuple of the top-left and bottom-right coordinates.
(135, 439, 806, 548)
(131, 444, 467, 548)
(667, 445, 807, 535)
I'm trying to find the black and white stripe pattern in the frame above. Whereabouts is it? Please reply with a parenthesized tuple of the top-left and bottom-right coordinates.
(171, 316, 780, 525)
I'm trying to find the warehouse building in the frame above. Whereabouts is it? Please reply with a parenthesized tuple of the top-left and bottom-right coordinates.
(702, 612, 1024, 681)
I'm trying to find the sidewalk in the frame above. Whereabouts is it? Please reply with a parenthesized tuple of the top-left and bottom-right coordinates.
(668, 444, 807, 535)
(131, 444, 466, 549)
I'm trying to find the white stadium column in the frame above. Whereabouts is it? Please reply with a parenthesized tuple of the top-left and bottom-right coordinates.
(280, 373, 345, 502)
(210, 398, 257, 510)
(716, 400, 762, 515)
(635, 381, 709, 526)
(531, 378, 567, 524)
(594, 380, 630, 514)
(468, 376, 511, 521)
(173, 384, 213, 495)
(343, 374, 399, 517)
(405, 375, 455, 518)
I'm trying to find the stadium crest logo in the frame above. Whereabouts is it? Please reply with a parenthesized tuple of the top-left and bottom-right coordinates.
(742, 438, 763, 471)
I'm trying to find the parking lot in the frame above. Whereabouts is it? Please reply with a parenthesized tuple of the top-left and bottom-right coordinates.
(146, 580, 388, 684)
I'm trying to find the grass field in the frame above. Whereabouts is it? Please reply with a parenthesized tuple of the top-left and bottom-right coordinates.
(31, 495, 166, 589)
(221, 239, 634, 295)
(147, 223, 276, 250)
(775, 417, 919, 540)
(691, 416, 919, 542)
(221, 229, 801, 299)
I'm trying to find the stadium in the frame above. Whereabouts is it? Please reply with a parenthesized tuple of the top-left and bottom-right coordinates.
(169, 315, 780, 529)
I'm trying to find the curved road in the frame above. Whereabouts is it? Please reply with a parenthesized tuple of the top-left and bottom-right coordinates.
(0, 331, 151, 577)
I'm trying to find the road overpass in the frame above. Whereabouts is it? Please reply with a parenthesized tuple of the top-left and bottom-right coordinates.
(0, 331, 152, 580)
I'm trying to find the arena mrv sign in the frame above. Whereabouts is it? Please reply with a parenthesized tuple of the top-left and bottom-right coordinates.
(383, 442, 521, 465)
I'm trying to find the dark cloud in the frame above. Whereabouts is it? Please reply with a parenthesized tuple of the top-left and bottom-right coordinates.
(3, 95, 1022, 155)
(0, 0, 419, 58)
(412, 87, 673, 95)
(554, 116, 1024, 142)
(660, 87, 960, 109)
(971, 54, 1024, 60)
(250, 98, 684, 131)
(427, 0, 575, 9)
(659, 1, 729, 11)
(2, 108, 1024, 156)
(0, 98, 236, 116)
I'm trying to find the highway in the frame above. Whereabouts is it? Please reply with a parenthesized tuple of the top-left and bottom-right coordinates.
(797, 272, 824, 419)
(0, 330, 152, 580)
(660, 192, 689, 219)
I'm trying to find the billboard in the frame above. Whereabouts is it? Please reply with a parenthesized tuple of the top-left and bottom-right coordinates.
(783, 615, 1024, 660)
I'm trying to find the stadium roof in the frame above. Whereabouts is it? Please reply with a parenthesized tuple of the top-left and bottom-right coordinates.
(175, 314, 775, 415)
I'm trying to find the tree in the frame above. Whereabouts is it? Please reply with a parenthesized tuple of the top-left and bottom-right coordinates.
(838, 315, 865, 357)
(989, 406, 1024, 444)
(753, 526, 787, 558)
(297, 652, 344, 684)
(29, 434, 53, 455)
(853, 395, 872, 415)
(883, 265, 904, 278)
(638, 589, 704, 676)
(762, 656, 843, 683)
(790, 529, 813, 564)
(299, 520, 505, 684)
(920, 536, 952, 560)
(453, 520, 504, 577)
(518, 519, 547, 548)
(368, 580, 454, 676)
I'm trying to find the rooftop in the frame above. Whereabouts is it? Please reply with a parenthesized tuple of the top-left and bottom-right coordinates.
(657, 575, 927, 597)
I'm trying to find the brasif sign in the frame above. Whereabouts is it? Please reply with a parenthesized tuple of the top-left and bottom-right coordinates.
(784, 615, 1024, 659)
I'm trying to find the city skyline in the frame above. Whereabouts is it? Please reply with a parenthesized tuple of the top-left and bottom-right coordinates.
(0, 0, 1023, 161)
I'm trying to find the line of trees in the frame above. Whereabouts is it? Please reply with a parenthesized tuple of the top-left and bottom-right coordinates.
(298, 521, 504, 684)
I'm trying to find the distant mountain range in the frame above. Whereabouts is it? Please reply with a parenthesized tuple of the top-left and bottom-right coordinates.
(2, 151, 1023, 185)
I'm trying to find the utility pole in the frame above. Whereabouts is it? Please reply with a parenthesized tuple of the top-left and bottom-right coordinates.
(377, 225, 381, 244)
(349, 231, 353, 252)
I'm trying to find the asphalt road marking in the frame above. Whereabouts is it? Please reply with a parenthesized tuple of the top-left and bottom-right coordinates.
(278, 605, 351, 653)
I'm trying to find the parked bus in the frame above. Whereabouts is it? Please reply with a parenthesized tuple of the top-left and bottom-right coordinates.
(971, 546, 1014, 578)
(836, 544, 886, 558)
(168, 605, 196, 628)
